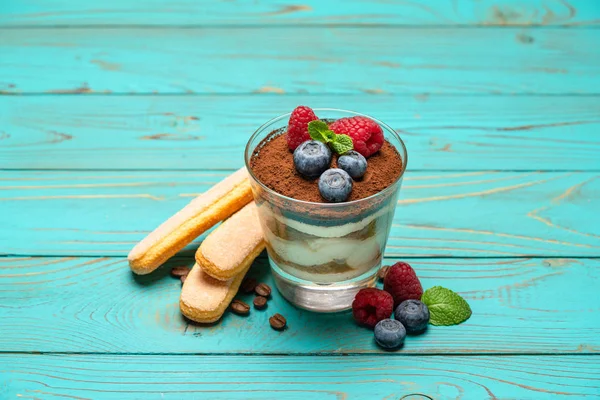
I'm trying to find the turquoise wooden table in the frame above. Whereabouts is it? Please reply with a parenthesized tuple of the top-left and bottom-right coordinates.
(1, 1, 600, 398)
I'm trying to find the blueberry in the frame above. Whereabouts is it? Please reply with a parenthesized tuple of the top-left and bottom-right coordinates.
(394, 300, 430, 334)
(374, 318, 406, 350)
(318, 168, 353, 202)
(293, 140, 332, 179)
(337, 150, 367, 179)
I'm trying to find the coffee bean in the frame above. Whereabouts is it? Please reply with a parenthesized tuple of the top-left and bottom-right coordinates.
(171, 266, 191, 278)
(240, 277, 258, 294)
(378, 266, 390, 281)
(253, 296, 268, 310)
(180, 274, 188, 284)
(269, 313, 286, 330)
(231, 299, 250, 315)
(255, 283, 271, 297)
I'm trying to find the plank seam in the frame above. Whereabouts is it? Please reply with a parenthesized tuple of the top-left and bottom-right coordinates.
(3, 93, 600, 97)
(0, 351, 598, 357)
(1, 24, 599, 29)
(1, 254, 599, 260)
(2, 169, 599, 173)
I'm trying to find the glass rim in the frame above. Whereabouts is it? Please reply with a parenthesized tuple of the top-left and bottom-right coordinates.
(244, 108, 408, 207)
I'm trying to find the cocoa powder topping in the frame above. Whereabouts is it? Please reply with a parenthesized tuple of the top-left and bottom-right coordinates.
(250, 133, 403, 203)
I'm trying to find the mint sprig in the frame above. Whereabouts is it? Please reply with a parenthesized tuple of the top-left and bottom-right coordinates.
(308, 120, 353, 155)
(422, 286, 472, 326)
(330, 134, 353, 154)
(308, 120, 334, 143)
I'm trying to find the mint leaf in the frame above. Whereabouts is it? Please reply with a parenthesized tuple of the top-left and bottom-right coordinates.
(308, 120, 333, 144)
(331, 134, 354, 155)
(421, 286, 472, 326)
(308, 120, 354, 155)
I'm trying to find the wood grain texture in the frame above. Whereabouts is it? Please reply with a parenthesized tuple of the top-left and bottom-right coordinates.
(1, 28, 598, 95)
(1, 0, 598, 27)
(2, 355, 599, 400)
(2, 95, 599, 170)
(0, 256, 598, 354)
(1, 171, 598, 257)
(2, 1, 598, 397)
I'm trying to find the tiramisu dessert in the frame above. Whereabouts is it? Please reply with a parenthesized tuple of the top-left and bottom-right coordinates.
(246, 107, 407, 311)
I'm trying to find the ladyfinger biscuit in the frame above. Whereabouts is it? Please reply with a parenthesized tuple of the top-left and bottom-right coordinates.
(128, 168, 253, 275)
(196, 202, 265, 281)
(179, 262, 251, 323)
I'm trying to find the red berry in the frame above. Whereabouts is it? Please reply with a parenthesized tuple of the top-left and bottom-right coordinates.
(384, 262, 423, 308)
(286, 106, 318, 151)
(329, 116, 384, 157)
(352, 288, 394, 328)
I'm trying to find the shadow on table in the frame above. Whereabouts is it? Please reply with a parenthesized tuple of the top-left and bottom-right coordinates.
(130, 255, 196, 287)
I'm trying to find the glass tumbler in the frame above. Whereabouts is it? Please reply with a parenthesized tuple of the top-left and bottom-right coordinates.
(245, 109, 407, 312)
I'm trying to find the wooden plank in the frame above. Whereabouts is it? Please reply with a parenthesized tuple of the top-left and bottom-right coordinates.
(2, 354, 599, 399)
(1, 28, 598, 95)
(2, 95, 599, 171)
(1, 171, 598, 257)
(0, 256, 598, 354)
(2, 0, 598, 27)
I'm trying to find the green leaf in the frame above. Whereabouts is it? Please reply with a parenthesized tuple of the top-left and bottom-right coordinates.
(308, 120, 332, 144)
(308, 120, 355, 155)
(324, 130, 336, 142)
(331, 134, 354, 155)
(421, 286, 472, 326)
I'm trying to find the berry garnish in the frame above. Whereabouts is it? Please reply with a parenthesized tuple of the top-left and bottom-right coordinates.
(293, 140, 332, 178)
(329, 116, 384, 157)
(374, 318, 406, 350)
(337, 150, 367, 179)
(383, 262, 423, 308)
(318, 168, 352, 202)
(287, 106, 318, 151)
(352, 288, 394, 328)
(394, 300, 430, 334)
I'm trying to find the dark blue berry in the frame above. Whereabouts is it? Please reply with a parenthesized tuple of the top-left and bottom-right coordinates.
(337, 150, 367, 179)
(293, 140, 332, 179)
(394, 300, 430, 334)
(318, 168, 353, 202)
(374, 318, 406, 350)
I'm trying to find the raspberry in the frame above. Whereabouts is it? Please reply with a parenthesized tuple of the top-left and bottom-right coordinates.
(329, 116, 384, 157)
(352, 288, 394, 328)
(286, 106, 318, 150)
(383, 262, 423, 308)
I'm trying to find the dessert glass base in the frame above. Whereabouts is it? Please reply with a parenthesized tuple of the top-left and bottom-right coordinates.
(270, 257, 379, 312)
(246, 108, 407, 312)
